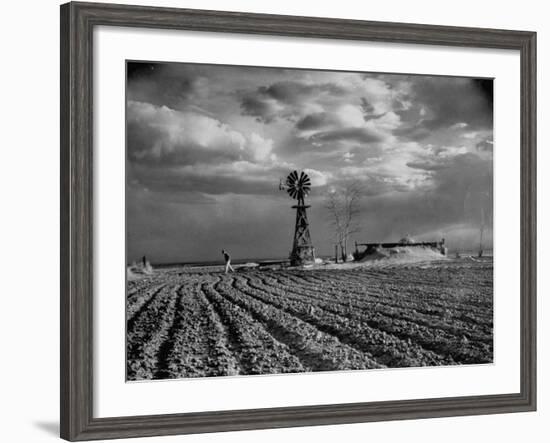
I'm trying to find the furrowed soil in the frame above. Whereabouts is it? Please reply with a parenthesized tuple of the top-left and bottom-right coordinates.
(126, 257, 493, 381)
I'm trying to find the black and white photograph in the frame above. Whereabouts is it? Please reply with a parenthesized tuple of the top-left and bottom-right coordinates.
(126, 61, 494, 381)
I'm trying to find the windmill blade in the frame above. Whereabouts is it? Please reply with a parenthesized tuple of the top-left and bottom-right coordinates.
(290, 170, 298, 182)
(286, 171, 296, 183)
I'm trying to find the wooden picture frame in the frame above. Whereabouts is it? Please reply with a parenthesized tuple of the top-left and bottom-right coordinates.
(60, 1, 536, 440)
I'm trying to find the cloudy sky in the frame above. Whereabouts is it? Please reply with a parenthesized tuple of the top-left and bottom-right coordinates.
(127, 61, 493, 264)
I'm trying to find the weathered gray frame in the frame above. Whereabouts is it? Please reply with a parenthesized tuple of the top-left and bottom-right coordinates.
(60, 2, 537, 441)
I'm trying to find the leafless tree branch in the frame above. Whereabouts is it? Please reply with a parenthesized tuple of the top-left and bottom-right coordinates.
(324, 181, 365, 261)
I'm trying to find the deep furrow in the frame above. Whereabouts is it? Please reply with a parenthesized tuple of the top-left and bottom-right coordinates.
(126, 283, 167, 332)
(234, 276, 445, 367)
(242, 274, 491, 365)
(200, 281, 249, 373)
(153, 286, 186, 379)
(126, 284, 180, 380)
(215, 276, 383, 371)
(305, 265, 491, 291)
(277, 271, 493, 322)
(266, 271, 493, 335)
(195, 283, 243, 376)
(154, 282, 241, 379)
(300, 268, 493, 304)
(202, 278, 306, 375)
(258, 273, 493, 342)
(301, 267, 493, 303)
(214, 280, 333, 372)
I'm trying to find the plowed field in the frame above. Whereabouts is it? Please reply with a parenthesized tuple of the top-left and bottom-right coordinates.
(127, 258, 493, 381)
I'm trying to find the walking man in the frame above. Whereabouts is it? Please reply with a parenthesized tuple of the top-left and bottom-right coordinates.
(222, 249, 234, 274)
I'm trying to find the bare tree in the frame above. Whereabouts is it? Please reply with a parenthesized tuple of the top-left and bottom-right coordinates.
(324, 181, 364, 262)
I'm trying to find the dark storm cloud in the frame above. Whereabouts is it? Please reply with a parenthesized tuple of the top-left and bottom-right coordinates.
(472, 78, 494, 108)
(420, 80, 492, 130)
(351, 152, 493, 245)
(130, 164, 283, 197)
(127, 62, 158, 80)
(259, 80, 346, 104)
(327, 173, 411, 197)
(360, 97, 375, 114)
(476, 138, 494, 152)
(360, 98, 387, 121)
(408, 153, 493, 230)
(406, 161, 449, 171)
(240, 80, 346, 123)
(431, 153, 492, 200)
(127, 190, 294, 264)
(295, 112, 335, 130)
(240, 94, 280, 123)
(394, 77, 493, 141)
(393, 124, 431, 141)
(310, 127, 384, 144)
(127, 62, 207, 110)
(260, 81, 313, 103)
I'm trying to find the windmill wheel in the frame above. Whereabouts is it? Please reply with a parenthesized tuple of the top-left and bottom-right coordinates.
(286, 170, 311, 201)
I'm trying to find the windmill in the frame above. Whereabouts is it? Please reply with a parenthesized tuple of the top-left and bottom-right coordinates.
(280, 170, 316, 266)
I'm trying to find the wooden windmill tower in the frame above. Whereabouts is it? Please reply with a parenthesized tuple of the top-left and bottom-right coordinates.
(280, 170, 315, 266)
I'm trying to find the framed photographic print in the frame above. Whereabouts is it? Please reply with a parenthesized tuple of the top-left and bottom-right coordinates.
(60, 1, 536, 441)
